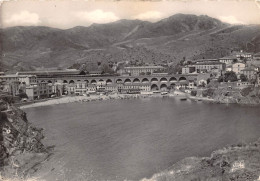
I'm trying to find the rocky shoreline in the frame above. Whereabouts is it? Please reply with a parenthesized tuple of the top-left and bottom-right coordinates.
(0, 96, 53, 181)
(142, 139, 260, 181)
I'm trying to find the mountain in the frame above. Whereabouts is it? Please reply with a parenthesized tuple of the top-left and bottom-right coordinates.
(1, 14, 260, 72)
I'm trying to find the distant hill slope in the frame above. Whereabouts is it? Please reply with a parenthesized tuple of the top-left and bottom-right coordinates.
(1, 14, 259, 72)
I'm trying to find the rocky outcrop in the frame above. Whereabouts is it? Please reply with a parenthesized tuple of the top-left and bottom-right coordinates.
(0, 95, 49, 179)
(143, 139, 260, 181)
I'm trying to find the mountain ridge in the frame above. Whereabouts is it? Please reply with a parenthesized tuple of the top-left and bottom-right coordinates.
(0, 13, 259, 72)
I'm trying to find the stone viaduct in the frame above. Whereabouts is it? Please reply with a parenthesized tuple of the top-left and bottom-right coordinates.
(38, 74, 198, 90)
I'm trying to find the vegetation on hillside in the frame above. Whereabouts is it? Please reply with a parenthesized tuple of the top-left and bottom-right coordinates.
(143, 139, 260, 181)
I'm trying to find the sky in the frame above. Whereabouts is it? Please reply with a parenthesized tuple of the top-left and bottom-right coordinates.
(1, 0, 260, 29)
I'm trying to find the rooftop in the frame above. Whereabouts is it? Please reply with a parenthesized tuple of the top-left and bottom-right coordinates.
(241, 67, 257, 72)
(17, 69, 81, 75)
(219, 56, 237, 59)
(124, 66, 164, 69)
(195, 62, 224, 65)
(195, 59, 219, 62)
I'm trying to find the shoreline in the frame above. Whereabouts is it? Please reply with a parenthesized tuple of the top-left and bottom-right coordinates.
(19, 92, 260, 110)
(19, 93, 161, 109)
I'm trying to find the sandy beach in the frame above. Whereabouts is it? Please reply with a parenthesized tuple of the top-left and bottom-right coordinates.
(19, 93, 157, 109)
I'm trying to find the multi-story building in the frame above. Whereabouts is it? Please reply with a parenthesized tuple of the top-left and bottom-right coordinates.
(193, 62, 226, 73)
(1, 81, 20, 96)
(0, 74, 27, 96)
(17, 69, 82, 77)
(18, 75, 38, 85)
(232, 63, 245, 74)
(119, 66, 165, 76)
(26, 82, 53, 100)
(182, 66, 196, 74)
(240, 67, 257, 80)
(0, 74, 19, 83)
(219, 56, 237, 65)
(236, 52, 253, 60)
(195, 59, 219, 63)
(253, 53, 260, 61)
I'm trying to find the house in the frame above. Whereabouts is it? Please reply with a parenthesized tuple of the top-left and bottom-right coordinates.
(240, 67, 257, 80)
(196, 73, 211, 86)
(232, 63, 245, 74)
(188, 81, 196, 89)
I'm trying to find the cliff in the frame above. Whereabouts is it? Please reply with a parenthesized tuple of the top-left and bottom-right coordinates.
(0, 95, 51, 180)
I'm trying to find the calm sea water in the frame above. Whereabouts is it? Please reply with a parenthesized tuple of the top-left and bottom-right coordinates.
(25, 97, 260, 181)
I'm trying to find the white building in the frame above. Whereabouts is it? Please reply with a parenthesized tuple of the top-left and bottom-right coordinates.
(232, 63, 246, 74)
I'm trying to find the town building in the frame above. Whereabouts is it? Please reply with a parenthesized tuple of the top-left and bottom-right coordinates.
(196, 73, 211, 86)
(18, 75, 38, 85)
(182, 66, 196, 74)
(240, 67, 257, 80)
(0, 74, 19, 83)
(236, 52, 253, 60)
(236, 81, 253, 90)
(232, 63, 246, 74)
(253, 53, 260, 61)
(195, 59, 219, 63)
(192, 62, 226, 73)
(89, 71, 103, 76)
(226, 65, 232, 72)
(17, 69, 82, 77)
(1, 81, 20, 96)
(26, 82, 53, 100)
(119, 66, 165, 76)
(219, 56, 237, 65)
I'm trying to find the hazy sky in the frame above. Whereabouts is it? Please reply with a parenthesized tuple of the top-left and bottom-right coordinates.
(1, 0, 260, 29)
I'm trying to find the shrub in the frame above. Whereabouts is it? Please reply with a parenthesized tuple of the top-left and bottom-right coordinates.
(202, 88, 214, 97)
(191, 90, 197, 96)
(240, 87, 253, 97)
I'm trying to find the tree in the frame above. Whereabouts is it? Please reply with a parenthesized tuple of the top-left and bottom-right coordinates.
(240, 74, 248, 82)
(18, 92, 28, 99)
(218, 76, 224, 82)
(202, 88, 214, 97)
(207, 78, 211, 84)
(224, 71, 238, 82)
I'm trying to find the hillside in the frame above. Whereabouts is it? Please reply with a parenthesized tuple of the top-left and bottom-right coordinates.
(1, 14, 260, 72)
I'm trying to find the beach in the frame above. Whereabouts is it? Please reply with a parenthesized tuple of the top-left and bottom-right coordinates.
(19, 93, 157, 109)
